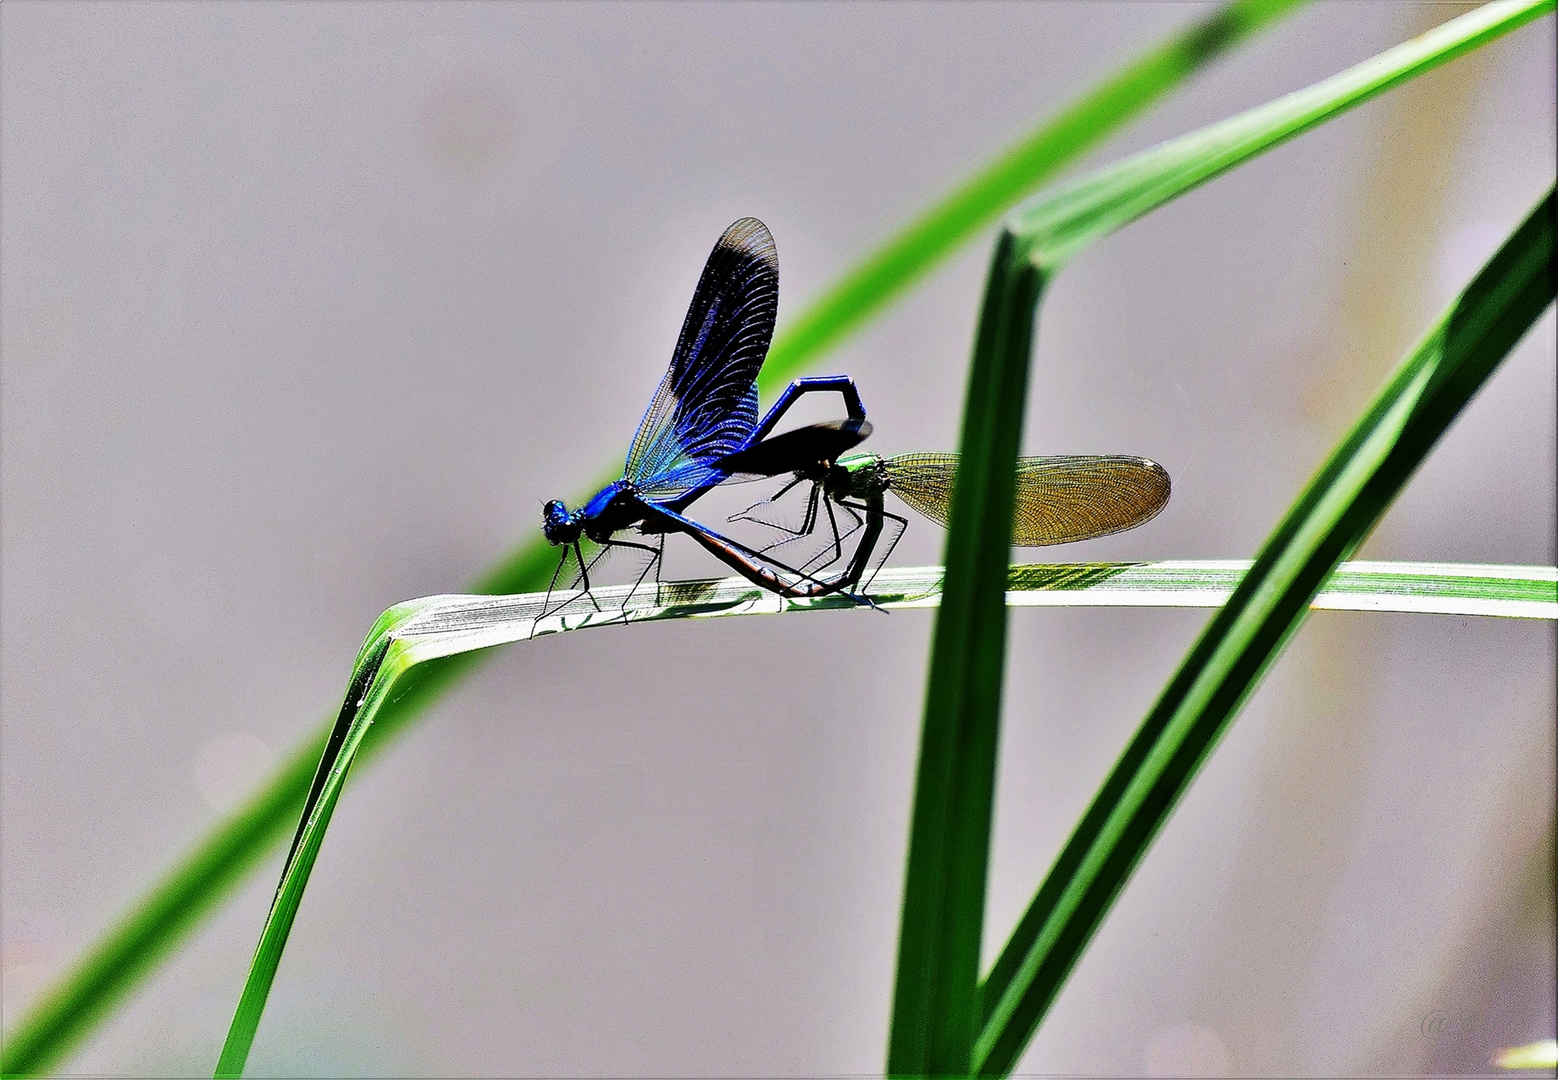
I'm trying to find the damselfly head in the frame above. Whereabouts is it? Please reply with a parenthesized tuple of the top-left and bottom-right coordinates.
(542, 500, 580, 545)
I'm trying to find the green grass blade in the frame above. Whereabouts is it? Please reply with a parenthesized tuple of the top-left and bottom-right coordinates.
(277, 563, 1558, 656)
(143, 561, 1558, 665)
(210, 555, 1557, 1075)
(973, 185, 1555, 1077)
(886, 235, 1047, 1075)
(1001, 561, 1558, 619)
(215, 629, 405, 1079)
(1013, 0, 1554, 268)
(888, 4, 1550, 1074)
(2, 8, 1305, 1074)
(184, 566, 1558, 693)
(754, 0, 1306, 394)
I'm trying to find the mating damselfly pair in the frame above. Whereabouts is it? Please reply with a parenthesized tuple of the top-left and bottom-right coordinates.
(541, 218, 1169, 614)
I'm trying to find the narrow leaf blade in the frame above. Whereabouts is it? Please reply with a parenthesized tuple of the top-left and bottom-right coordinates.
(974, 185, 1555, 1078)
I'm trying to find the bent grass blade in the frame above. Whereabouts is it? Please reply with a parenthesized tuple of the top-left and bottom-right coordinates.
(213, 559, 1557, 1074)
(0, 5, 1309, 1074)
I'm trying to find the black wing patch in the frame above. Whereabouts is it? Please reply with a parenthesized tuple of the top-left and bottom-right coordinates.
(624, 218, 779, 497)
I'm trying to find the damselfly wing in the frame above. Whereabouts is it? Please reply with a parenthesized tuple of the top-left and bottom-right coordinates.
(879, 452, 1170, 544)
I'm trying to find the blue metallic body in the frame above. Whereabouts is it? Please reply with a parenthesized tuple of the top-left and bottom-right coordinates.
(540, 219, 876, 602)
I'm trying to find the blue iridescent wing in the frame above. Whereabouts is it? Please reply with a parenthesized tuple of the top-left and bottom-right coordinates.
(624, 217, 778, 498)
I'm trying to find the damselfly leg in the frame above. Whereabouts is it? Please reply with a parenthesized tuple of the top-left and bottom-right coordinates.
(835, 497, 907, 593)
(612, 534, 667, 620)
(532, 539, 601, 638)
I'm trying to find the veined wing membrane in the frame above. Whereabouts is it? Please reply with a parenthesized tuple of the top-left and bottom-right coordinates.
(886, 453, 1170, 546)
(625, 217, 779, 497)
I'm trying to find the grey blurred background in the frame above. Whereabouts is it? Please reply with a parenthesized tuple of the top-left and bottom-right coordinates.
(2, 2, 1553, 1076)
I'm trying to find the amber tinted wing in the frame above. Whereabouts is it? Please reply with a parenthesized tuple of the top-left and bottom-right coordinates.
(884, 453, 1170, 546)
(880, 453, 959, 528)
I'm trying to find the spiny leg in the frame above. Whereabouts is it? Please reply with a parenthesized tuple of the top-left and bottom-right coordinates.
(820, 496, 888, 610)
(798, 494, 868, 575)
(735, 541, 866, 603)
(868, 509, 909, 594)
(840, 498, 908, 598)
(647, 501, 885, 608)
(647, 533, 666, 608)
(610, 536, 665, 619)
(755, 482, 825, 557)
(573, 540, 604, 612)
(730, 473, 807, 525)
(532, 546, 576, 638)
(671, 510, 862, 602)
(795, 493, 845, 574)
(729, 494, 874, 605)
(739, 505, 876, 608)
(729, 475, 818, 545)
